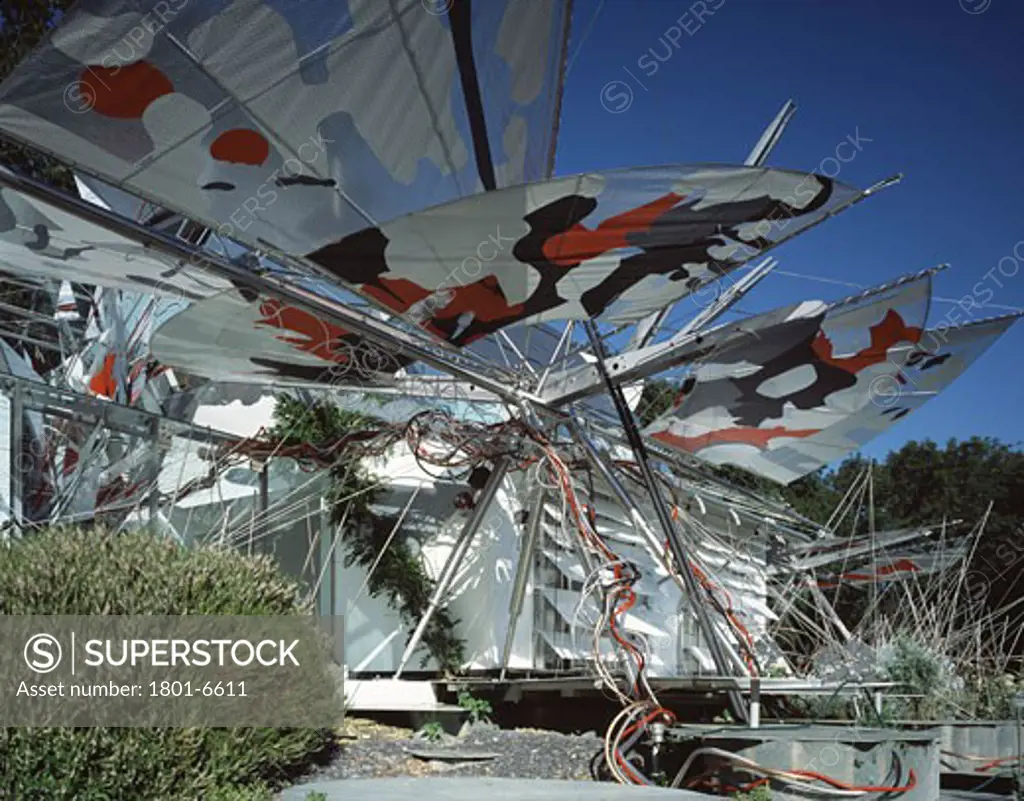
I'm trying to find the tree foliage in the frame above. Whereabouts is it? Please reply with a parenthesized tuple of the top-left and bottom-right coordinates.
(0, 0, 76, 189)
(0, 0, 79, 371)
(637, 377, 677, 428)
(785, 437, 1024, 539)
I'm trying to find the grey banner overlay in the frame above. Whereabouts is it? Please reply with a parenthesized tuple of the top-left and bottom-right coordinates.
(2, 615, 344, 727)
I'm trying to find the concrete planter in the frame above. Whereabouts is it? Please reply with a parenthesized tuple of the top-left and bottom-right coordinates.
(898, 721, 1021, 774)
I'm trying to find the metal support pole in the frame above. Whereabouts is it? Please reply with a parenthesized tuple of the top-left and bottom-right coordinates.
(667, 258, 777, 345)
(1014, 692, 1023, 797)
(314, 498, 347, 664)
(9, 384, 24, 535)
(318, 497, 331, 617)
(867, 460, 876, 633)
(649, 721, 666, 784)
(499, 485, 545, 681)
(256, 462, 270, 554)
(577, 320, 747, 721)
(808, 578, 853, 641)
(868, 459, 876, 537)
(539, 260, 774, 406)
(147, 417, 161, 530)
(259, 464, 269, 515)
(745, 99, 797, 167)
(331, 519, 344, 667)
(394, 457, 511, 677)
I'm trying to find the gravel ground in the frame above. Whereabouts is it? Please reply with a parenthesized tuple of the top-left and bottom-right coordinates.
(291, 718, 602, 786)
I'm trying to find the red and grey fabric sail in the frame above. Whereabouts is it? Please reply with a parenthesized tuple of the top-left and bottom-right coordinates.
(644, 274, 1021, 483)
(144, 164, 862, 384)
(304, 165, 859, 340)
(644, 272, 935, 483)
(755, 313, 1021, 480)
(867, 313, 1020, 424)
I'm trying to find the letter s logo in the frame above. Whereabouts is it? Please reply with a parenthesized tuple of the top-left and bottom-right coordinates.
(24, 634, 63, 673)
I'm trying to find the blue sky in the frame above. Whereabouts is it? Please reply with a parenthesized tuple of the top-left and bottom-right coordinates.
(556, 0, 1024, 457)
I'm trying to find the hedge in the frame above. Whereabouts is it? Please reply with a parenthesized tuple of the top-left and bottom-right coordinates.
(0, 526, 339, 800)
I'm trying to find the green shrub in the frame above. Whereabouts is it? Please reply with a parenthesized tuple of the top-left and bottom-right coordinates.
(418, 721, 444, 742)
(962, 672, 1021, 720)
(205, 783, 275, 801)
(880, 637, 962, 720)
(791, 694, 856, 721)
(457, 689, 493, 724)
(0, 526, 338, 800)
(0, 526, 306, 615)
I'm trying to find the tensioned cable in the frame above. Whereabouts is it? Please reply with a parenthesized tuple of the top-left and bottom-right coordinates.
(564, 0, 605, 77)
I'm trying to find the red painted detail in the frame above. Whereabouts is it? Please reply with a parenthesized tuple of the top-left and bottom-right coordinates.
(89, 353, 118, 398)
(97, 477, 146, 509)
(818, 558, 923, 587)
(424, 276, 527, 343)
(255, 299, 351, 363)
(840, 558, 922, 581)
(210, 128, 270, 166)
(81, 62, 173, 119)
(542, 192, 685, 266)
(62, 447, 79, 477)
(812, 309, 923, 375)
(651, 425, 820, 452)
(434, 275, 525, 323)
(365, 275, 526, 344)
